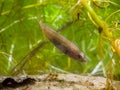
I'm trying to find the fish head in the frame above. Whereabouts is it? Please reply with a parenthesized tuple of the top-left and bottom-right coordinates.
(68, 49, 86, 62)
(75, 52, 86, 62)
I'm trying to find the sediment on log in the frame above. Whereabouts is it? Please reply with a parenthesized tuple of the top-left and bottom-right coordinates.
(0, 74, 120, 90)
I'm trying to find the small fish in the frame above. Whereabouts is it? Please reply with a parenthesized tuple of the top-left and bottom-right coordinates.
(39, 20, 86, 62)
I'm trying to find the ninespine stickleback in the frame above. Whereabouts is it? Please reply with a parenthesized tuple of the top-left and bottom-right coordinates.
(39, 20, 86, 62)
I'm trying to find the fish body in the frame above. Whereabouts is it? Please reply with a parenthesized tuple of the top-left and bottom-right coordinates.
(39, 20, 86, 62)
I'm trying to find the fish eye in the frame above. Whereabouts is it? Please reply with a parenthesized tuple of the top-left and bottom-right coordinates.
(77, 54, 81, 59)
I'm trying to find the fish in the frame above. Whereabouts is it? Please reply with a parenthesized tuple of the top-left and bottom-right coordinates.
(39, 20, 86, 62)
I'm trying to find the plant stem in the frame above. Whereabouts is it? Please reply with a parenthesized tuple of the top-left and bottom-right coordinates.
(81, 0, 104, 29)
(81, 0, 111, 38)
